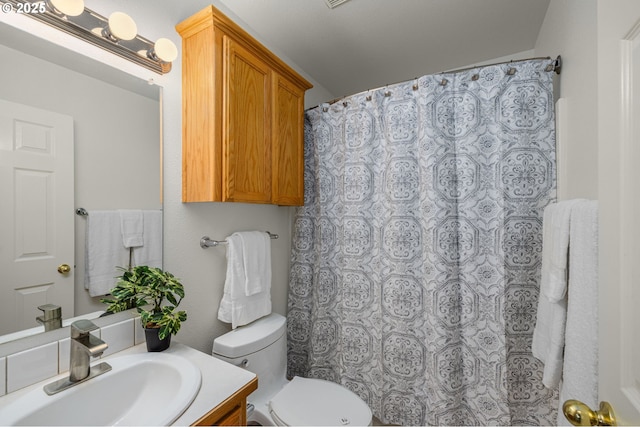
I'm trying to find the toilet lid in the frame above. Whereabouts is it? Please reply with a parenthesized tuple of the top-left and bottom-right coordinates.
(269, 376, 372, 426)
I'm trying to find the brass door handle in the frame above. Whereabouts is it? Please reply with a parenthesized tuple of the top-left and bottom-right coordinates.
(563, 400, 617, 426)
(57, 264, 71, 274)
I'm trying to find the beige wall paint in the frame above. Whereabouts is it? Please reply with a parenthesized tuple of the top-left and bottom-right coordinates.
(534, 0, 598, 200)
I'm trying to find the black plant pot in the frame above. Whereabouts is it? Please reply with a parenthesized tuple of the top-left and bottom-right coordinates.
(144, 327, 171, 352)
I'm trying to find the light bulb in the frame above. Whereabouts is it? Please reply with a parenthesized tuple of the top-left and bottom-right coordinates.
(151, 38, 178, 63)
(47, 0, 84, 16)
(106, 11, 137, 41)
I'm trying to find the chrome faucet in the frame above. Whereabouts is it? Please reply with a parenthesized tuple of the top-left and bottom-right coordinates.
(36, 304, 62, 332)
(44, 319, 112, 395)
(69, 319, 108, 381)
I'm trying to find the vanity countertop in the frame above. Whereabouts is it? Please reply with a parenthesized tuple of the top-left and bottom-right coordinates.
(0, 341, 257, 426)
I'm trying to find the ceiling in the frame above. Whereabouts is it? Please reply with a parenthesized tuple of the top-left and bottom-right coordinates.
(212, 0, 552, 98)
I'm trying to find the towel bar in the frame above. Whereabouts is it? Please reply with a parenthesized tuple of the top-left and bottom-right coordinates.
(200, 232, 278, 249)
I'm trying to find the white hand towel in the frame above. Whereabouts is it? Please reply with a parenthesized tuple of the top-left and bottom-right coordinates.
(239, 231, 272, 296)
(119, 210, 144, 248)
(84, 210, 129, 297)
(132, 210, 163, 268)
(557, 201, 599, 425)
(218, 232, 272, 328)
(532, 199, 583, 388)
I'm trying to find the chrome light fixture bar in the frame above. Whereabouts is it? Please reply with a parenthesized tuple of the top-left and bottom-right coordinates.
(1, 0, 177, 74)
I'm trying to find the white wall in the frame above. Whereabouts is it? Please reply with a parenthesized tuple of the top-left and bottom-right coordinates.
(119, 2, 328, 354)
(534, 0, 598, 200)
(0, 0, 333, 354)
(0, 43, 160, 319)
(3, 1, 575, 355)
(156, 3, 331, 353)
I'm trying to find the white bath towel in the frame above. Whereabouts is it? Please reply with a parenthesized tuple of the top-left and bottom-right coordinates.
(543, 200, 583, 302)
(85, 210, 129, 297)
(222, 233, 245, 300)
(557, 201, 599, 425)
(532, 199, 583, 388)
(132, 210, 163, 268)
(532, 291, 567, 388)
(119, 210, 144, 248)
(218, 232, 272, 329)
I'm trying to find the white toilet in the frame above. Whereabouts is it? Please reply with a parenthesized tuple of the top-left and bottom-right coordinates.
(212, 313, 373, 426)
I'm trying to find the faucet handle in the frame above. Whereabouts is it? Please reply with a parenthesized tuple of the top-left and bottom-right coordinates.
(37, 304, 62, 321)
(71, 319, 99, 338)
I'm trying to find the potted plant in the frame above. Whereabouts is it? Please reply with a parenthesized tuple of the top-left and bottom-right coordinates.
(101, 266, 187, 352)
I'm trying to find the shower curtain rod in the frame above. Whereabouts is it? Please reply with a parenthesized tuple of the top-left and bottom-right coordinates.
(442, 54, 561, 77)
(312, 55, 562, 109)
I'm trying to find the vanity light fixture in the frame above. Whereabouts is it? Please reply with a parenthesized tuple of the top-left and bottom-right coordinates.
(46, 0, 83, 17)
(102, 11, 137, 42)
(2, 0, 176, 74)
(148, 37, 178, 63)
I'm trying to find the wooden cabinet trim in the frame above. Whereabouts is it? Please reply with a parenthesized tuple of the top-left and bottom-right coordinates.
(177, 5, 313, 92)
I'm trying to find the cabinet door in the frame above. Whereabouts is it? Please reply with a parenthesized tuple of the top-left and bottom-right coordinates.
(223, 36, 272, 203)
(272, 74, 305, 206)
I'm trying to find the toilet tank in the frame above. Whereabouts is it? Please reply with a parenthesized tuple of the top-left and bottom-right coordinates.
(212, 313, 289, 404)
(213, 313, 286, 359)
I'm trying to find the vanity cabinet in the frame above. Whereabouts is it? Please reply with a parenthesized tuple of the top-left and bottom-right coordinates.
(176, 6, 312, 205)
(192, 376, 258, 426)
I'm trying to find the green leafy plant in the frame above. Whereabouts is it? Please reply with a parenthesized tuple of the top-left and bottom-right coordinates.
(101, 266, 187, 340)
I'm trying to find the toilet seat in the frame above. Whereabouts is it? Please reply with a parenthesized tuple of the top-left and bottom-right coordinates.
(268, 376, 372, 426)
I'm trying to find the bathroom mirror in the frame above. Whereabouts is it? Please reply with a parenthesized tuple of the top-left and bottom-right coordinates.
(0, 21, 162, 342)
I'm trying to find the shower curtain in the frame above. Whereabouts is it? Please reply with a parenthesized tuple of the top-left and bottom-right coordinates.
(287, 59, 558, 425)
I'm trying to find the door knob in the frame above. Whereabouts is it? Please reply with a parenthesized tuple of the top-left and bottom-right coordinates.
(57, 264, 71, 274)
(563, 400, 617, 426)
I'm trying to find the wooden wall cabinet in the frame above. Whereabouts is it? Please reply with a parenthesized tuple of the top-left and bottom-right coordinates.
(177, 6, 312, 205)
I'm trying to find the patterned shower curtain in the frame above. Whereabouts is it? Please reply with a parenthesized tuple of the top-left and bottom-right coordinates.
(287, 59, 558, 426)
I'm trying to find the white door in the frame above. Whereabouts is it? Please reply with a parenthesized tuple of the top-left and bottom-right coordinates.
(597, 0, 640, 424)
(0, 99, 74, 335)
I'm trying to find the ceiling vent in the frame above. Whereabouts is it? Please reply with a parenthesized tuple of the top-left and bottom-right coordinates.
(325, 0, 351, 9)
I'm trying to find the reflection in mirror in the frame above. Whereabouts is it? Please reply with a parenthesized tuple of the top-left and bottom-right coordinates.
(0, 21, 161, 343)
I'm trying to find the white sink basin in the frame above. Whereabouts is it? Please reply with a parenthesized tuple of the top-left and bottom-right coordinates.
(0, 352, 202, 426)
